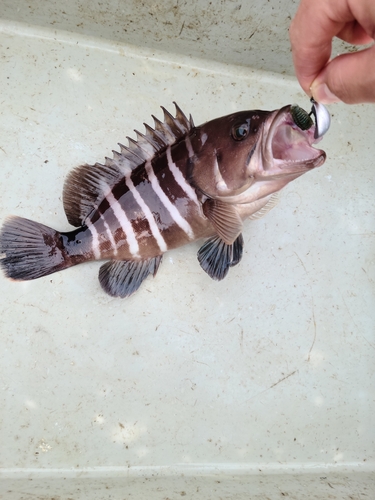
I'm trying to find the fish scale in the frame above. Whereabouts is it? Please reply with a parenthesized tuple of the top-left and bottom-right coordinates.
(0, 102, 329, 298)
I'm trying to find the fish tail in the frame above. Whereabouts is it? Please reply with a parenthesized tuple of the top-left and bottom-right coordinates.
(0, 216, 72, 281)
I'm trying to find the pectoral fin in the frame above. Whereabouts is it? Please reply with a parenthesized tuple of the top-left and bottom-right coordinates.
(203, 199, 242, 245)
(197, 234, 244, 281)
(98, 256, 162, 298)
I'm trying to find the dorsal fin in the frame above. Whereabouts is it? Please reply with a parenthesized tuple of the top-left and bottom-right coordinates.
(63, 103, 193, 227)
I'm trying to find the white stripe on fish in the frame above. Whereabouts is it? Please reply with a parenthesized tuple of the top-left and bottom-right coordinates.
(125, 172, 168, 253)
(184, 134, 195, 159)
(100, 213, 118, 256)
(166, 145, 199, 205)
(145, 159, 195, 239)
(86, 219, 101, 259)
(104, 187, 140, 258)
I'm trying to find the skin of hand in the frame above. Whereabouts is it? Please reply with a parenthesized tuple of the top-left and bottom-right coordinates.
(289, 0, 375, 104)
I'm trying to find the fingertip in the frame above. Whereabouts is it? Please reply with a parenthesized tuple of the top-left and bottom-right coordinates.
(311, 82, 342, 104)
(311, 47, 375, 104)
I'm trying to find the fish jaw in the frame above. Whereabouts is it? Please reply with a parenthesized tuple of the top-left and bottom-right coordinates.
(212, 104, 327, 205)
(260, 105, 326, 178)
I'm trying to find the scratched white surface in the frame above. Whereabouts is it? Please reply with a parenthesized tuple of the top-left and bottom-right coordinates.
(0, 5, 374, 500)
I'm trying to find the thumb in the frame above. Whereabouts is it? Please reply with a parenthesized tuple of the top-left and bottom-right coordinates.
(311, 45, 375, 104)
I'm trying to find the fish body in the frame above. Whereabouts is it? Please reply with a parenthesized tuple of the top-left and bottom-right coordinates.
(0, 103, 328, 297)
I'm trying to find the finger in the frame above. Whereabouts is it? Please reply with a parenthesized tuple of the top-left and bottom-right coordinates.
(289, 1, 346, 94)
(336, 21, 374, 45)
(311, 45, 375, 104)
(289, 0, 375, 94)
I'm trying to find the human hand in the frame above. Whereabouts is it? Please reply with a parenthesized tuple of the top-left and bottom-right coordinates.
(289, 0, 375, 104)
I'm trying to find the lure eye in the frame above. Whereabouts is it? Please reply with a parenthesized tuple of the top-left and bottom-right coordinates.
(231, 122, 250, 141)
(290, 105, 313, 131)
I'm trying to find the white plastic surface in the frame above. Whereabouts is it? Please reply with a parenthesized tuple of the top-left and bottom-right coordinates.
(1, 0, 353, 74)
(0, 2, 374, 499)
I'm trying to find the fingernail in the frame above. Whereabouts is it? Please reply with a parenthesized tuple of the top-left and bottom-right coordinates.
(311, 83, 341, 104)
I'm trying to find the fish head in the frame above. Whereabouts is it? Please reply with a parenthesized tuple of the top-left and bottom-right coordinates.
(189, 104, 327, 203)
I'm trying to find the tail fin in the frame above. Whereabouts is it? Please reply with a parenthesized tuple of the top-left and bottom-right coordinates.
(0, 216, 70, 280)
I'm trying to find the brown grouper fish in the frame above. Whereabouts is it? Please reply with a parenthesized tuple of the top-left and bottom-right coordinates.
(0, 102, 330, 298)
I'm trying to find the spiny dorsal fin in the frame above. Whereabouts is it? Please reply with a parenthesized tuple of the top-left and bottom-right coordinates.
(63, 103, 193, 227)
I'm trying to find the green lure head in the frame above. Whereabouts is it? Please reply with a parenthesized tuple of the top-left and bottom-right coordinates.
(290, 104, 314, 131)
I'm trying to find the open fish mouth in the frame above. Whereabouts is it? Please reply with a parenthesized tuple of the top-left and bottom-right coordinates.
(266, 104, 326, 171)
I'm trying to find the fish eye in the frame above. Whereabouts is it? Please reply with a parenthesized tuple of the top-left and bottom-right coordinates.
(231, 122, 250, 141)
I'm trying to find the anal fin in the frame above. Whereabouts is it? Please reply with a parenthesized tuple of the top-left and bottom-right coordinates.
(197, 234, 244, 281)
(98, 256, 162, 298)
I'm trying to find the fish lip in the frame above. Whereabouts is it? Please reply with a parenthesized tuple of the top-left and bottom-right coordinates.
(264, 104, 326, 172)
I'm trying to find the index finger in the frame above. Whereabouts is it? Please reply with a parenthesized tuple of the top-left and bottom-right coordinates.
(289, 0, 372, 93)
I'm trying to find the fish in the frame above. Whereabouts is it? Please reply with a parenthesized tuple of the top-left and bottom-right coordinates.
(0, 102, 329, 298)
